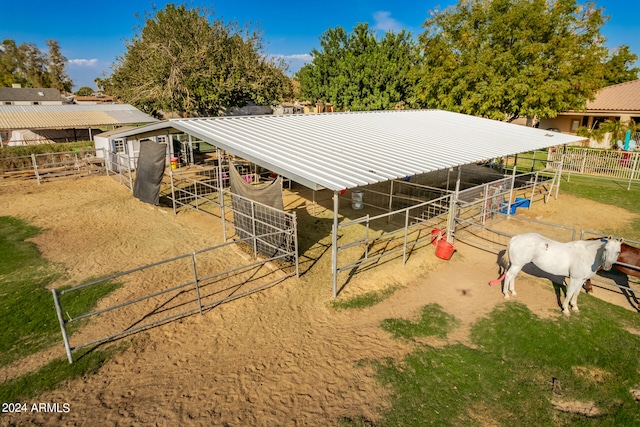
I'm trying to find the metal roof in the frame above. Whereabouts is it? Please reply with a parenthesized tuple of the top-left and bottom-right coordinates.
(113, 109, 586, 191)
(0, 104, 159, 130)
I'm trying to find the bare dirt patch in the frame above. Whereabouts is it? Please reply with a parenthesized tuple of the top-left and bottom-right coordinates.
(0, 177, 638, 426)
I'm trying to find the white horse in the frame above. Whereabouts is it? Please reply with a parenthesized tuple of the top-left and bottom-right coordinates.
(489, 233, 623, 315)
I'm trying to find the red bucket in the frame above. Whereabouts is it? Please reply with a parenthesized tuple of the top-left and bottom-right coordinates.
(431, 229, 444, 246)
(435, 239, 455, 260)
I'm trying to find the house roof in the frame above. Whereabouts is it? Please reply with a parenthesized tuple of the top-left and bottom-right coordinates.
(0, 104, 159, 130)
(585, 79, 640, 113)
(0, 87, 62, 102)
(110, 109, 585, 192)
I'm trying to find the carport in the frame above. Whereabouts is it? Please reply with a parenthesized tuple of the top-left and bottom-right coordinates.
(107, 109, 586, 295)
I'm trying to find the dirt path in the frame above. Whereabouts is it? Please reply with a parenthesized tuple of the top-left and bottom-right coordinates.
(0, 177, 637, 426)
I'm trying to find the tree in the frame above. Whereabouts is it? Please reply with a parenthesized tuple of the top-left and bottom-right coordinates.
(295, 23, 419, 111)
(415, 0, 612, 122)
(46, 39, 73, 93)
(0, 38, 74, 90)
(106, 3, 293, 117)
(75, 86, 94, 96)
(603, 45, 639, 86)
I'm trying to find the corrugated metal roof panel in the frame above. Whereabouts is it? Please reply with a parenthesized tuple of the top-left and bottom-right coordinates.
(113, 110, 586, 191)
(0, 104, 159, 129)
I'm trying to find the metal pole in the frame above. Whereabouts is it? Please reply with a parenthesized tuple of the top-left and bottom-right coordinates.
(251, 201, 257, 258)
(293, 212, 300, 278)
(555, 152, 565, 199)
(506, 160, 517, 217)
(402, 209, 409, 266)
(31, 153, 40, 185)
(332, 191, 339, 298)
(52, 289, 73, 364)
(446, 166, 462, 244)
(530, 172, 538, 205)
(170, 168, 177, 216)
(191, 253, 203, 315)
(364, 214, 370, 260)
(217, 149, 227, 241)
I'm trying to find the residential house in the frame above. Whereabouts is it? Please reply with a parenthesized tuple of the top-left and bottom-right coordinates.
(0, 86, 64, 106)
(538, 79, 640, 148)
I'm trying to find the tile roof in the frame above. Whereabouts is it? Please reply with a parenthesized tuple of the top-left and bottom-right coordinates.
(586, 79, 640, 112)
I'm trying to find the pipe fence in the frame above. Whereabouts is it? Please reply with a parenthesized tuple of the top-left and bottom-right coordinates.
(0, 148, 106, 184)
(53, 234, 298, 363)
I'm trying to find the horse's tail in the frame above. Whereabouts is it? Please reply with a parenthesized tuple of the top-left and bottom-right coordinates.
(499, 249, 510, 271)
(489, 243, 511, 286)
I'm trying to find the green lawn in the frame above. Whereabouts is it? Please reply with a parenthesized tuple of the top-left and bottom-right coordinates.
(0, 216, 120, 403)
(340, 180, 640, 426)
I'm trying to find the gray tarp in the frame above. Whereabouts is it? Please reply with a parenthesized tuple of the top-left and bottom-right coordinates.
(133, 140, 167, 205)
(229, 165, 290, 258)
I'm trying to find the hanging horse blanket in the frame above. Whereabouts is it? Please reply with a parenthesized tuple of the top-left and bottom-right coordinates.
(229, 165, 291, 259)
(133, 140, 167, 205)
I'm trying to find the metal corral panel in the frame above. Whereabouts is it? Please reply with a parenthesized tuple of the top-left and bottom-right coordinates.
(0, 104, 159, 130)
(113, 110, 586, 191)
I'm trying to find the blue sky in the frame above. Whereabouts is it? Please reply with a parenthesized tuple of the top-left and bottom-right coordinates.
(2, 1, 640, 91)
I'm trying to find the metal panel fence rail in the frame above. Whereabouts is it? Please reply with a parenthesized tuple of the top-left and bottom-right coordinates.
(167, 168, 299, 266)
(52, 234, 298, 363)
(0, 148, 106, 185)
(334, 194, 451, 296)
(578, 231, 640, 297)
(547, 146, 640, 189)
(104, 150, 134, 191)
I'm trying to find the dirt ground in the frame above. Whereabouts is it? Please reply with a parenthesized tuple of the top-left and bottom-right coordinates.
(1, 176, 638, 426)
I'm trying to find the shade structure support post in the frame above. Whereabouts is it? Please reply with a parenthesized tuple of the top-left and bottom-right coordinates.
(170, 168, 177, 216)
(445, 166, 462, 244)
(555, 151, 565, 199)
(507, 156, 517, 217)
(216, 148, 227, 241)
(332, 190, 339, 298)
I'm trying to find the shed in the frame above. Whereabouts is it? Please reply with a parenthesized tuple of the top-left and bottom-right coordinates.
(0, 104, 159, 146)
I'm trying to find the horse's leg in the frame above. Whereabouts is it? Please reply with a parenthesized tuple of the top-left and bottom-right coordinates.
(502, 264, 523, 299)
(570, 278, 586, 312)
(562, 277, 584, 315)
(583, 279, 593, 294)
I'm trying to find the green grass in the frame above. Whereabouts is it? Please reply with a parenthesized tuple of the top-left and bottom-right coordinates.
(0, 216, 120, 367)
(558, 175, 640, 239)
(330, 283, 402, 310)
(0, 346, 121, 404)
(369, 301, 640, 427)
(380, 303, 459, 340)
(339, 178, 640, 426)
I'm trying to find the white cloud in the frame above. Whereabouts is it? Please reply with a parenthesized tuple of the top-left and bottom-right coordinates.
(373, 11, 402, 32)
(283, 53, 313, 61)
(68, 58, 98, 67)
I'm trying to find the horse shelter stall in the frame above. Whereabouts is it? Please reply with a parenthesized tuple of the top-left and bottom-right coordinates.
(104, 110, 587, 296)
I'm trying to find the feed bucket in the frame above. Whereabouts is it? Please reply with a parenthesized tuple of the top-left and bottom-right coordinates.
(435, 239, 455, 260)
(170, 157, 178, 170)
(352, 190, 364, 210)
(431, 229, 444, 246)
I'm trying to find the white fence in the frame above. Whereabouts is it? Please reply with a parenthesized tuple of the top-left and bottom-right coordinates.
(547, 146, 640, 189)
